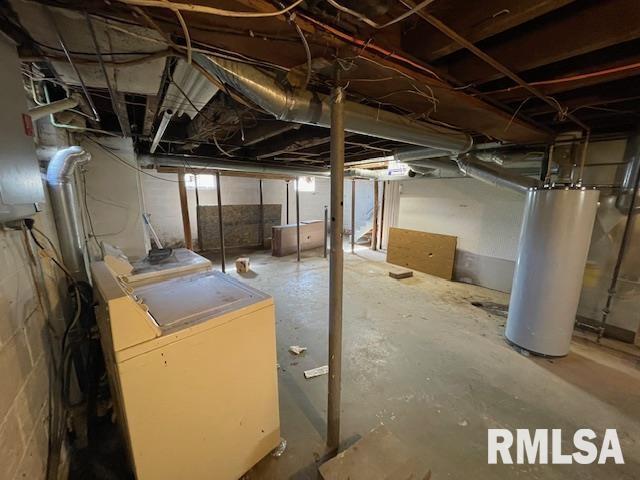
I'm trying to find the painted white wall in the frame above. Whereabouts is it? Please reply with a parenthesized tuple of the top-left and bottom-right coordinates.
(397, 177, 525, 261)
(140, 173, 377, 248)
(79, 137, 149, 260)
(140, 172, 271, 247)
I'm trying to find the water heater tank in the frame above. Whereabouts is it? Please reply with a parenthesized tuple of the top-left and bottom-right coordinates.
(506, 187, 599, 356)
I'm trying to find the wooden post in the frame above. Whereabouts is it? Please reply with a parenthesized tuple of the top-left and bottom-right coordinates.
(195, 173, 203, 251)
(372, 179, 379, 251)
(379, 180, 386, 249)
(323, 205, 328, 258)
(177, 167, 193, 250)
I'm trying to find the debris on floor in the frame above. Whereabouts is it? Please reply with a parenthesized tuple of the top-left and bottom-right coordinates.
(318, 425, 431, 480)
(470, 301, 509, 318)
(235, 257, 251, 273)
(288, 345, 307, 355)
(271, 438, 287, 458)
(388, 269, 413, 279)
(304, 365, 328, 379)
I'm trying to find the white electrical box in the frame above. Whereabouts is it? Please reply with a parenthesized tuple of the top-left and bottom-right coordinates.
(0, 38, 44, 222)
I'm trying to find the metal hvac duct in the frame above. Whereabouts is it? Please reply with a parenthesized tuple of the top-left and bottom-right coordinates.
(348, 148, 544, 186)
(505, 187, 599, 356)
(455, 155, 541, 193)
(28, 97, 78, 121)
(616, 130, 640, 212)
(139, 154, 330, 177)
(139, 154, 415, 180)
(193, 53, 473, 153)
(46, 146, 91, 280)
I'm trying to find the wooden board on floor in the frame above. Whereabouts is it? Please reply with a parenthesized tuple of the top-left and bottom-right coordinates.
(389, 269, 413, 279)
(319, 425, 430, 480)
(386, 227, 457, 281)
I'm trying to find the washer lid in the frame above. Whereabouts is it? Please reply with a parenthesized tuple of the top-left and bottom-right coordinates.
(125, 248, 211, 284)
(132, 270, 270, 331)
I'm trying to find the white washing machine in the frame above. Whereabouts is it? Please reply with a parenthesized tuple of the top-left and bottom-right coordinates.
(92, 250, 280, 479)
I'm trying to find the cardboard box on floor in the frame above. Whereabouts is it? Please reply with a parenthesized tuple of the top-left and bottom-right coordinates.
(272, 220, 324, 257)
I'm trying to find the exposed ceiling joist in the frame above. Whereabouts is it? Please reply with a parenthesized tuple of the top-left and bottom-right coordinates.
(123, 0, 550, 143)
(489, 54, 640, 102)
(403, 0, 576, 62)
(442, 0, 640, 85)
(236, 121, 301, 148)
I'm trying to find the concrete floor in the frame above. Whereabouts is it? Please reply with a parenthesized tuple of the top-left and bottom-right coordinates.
(209, 246, 640, 480)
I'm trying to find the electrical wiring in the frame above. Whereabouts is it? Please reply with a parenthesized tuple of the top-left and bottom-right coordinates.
(297, 12, 443, 82)
(20, 226, 61, 480)
(23, 221, 95, 479)
(484, 60, 640, 96)
(117, 0, 305, 18)
(173, 9, 192, 64)
(81, 135, 183, 183)
(291, 17, 312, 89)
(169, 65, 251, 144)
(31, 36, 163, 56)
(80, 169, 106, 256)
(334, 55, 440, 114)
(212, 134, 234, 157)
(95, 8, 308, 44)
(327, 0, 435, 29)
(107, 13, 291, 72)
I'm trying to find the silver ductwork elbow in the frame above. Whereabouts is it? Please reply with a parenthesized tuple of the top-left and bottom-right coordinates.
(455, 155, 541, 193)
(193, 53, 473, 153)
(47, 146, 91, 280)
(616, 130, 640, 212)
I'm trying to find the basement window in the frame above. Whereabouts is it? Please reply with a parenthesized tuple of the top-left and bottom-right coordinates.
(185, 174, 215, 189)
(296, 176, 316, 192)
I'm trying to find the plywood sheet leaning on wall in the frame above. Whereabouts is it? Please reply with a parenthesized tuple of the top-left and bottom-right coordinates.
(386, 227, 457, 280)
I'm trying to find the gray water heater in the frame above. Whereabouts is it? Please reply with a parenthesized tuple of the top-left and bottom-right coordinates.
(506, 187, 599, 356)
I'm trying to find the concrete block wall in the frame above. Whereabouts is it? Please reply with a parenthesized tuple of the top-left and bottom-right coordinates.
(0, 183, 66, 480)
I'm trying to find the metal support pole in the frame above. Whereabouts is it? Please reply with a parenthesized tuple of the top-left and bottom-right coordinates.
(215, 170, 226, 272)
(372, 179, 379, 250)
(259, 179, 265, 248)
(324, 205, 328, 258)
(327, 86, 345, 453)
(379, 181, 386, 249)
(286, 180, 290, 224)
(351, 179, 355, 253)
(296, 178, 301, 262)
